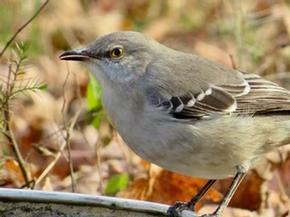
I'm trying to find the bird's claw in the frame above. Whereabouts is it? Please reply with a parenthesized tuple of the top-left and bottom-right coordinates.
(167, 202, 219, 217)
(167, 201, 192, 217)
(200, 213, 218, 217)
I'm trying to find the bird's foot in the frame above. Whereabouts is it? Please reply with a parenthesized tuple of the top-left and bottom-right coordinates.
(200, 214, 217, 217)
(167, 202, 221, 217)
(167, 201, 195, 217)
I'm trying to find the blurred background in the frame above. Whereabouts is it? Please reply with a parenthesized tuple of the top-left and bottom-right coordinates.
(0, 1, 290, 216)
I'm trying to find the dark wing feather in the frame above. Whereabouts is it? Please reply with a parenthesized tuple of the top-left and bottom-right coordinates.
(236, 74, 290, 114)
(155, 85, 240, 120)
(154, 73, 290, 120)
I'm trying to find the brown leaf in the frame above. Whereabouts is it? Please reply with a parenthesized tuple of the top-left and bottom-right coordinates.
(216, 168, 270, 211)
(227, 172, 264, 211)
(119, 165, 222, 210)
(0, 159, 25, 187)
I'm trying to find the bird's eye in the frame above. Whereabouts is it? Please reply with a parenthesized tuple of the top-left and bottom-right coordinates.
(110, 47, 124, 59)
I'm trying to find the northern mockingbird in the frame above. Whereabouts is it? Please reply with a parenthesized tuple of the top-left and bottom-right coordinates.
(59, 31, 290, 217)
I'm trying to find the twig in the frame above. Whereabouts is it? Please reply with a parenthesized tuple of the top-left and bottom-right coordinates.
(60, 66, 70, 114)
(2, 115, 31, 185)
(0, 0, 50, 58)
(95, 132, 104, 193)
(1, 63, 31, 186)
(9, 122, 32, 186)
(66, 136, 75, 192)
(34, 108, 82, 187)
(62, 65, 76, 192)
(229, 54, 237, 69)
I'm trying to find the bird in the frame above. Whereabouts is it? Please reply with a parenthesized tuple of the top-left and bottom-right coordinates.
(59, 31, 290, 217)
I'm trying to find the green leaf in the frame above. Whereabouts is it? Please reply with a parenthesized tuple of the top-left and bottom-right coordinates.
(104, 173, 129, 196)
(91, 114, 103, 129)
(38, 83, 48, 90)
(86, 75, 102, 111)
(11, 82, 48, 97)
(13, 41, 29, 60)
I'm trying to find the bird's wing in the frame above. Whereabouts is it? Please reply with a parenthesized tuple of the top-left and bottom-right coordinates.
(235, 73, 290, 114)
(150, 72, 290, 120)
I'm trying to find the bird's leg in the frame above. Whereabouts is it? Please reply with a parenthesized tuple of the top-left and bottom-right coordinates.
(167, 179, 216, 217)
(202, 166, 247, 217)
(187, 179, 216, 210)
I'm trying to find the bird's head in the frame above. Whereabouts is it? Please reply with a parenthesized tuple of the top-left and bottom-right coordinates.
(60, 31, 159, 86)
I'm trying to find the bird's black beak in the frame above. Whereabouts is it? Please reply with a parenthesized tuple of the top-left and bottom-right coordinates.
(59, 49, 91, 61)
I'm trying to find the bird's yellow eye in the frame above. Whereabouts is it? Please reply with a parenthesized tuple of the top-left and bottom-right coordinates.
(110, 47, 124, 59)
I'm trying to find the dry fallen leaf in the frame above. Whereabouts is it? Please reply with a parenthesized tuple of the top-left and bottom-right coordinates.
(234, 172, 265, 210)
(0, 159, 25, 187)
(119, 164, 222, 210)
